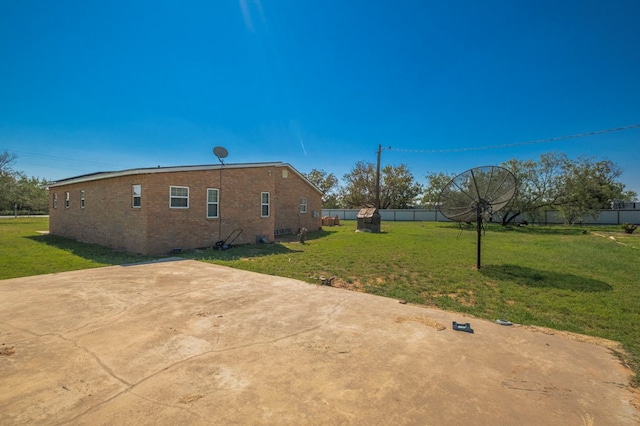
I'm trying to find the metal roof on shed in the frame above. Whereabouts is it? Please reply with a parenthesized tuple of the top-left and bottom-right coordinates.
(357, 207, 379, 218)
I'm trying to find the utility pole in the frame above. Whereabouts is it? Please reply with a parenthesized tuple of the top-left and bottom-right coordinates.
(375, 144, 382, 209)
(375, 144, 391, 209)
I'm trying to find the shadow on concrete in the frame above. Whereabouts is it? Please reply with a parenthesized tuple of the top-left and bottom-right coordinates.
(480, 264, 612, 292)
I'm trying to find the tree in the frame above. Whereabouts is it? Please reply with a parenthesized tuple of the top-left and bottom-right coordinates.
(379, 164, 423, 209)
(0, 151, 49, 214)
(558, 156, 635, 224)
(420, 171, 456, 207)
(304, 169, 341, 208)
(17, 175, 50, 212)
(340, 161, 422, 209)
(0, 151, 18, 212)
(0, 150, 17, 173)
(497, 152, 636, 225)
(500, 152, 566, 225)
(340, 161, 377, 208)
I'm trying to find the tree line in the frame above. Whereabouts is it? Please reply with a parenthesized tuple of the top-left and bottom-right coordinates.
(304, 151, 638, 225)
(0, 151, 49, 215)
(1, 149, 636, 224)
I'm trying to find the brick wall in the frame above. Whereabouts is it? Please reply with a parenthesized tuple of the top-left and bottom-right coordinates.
(49, 164, 322, 255)
(274, 166, 323, 233)
(49, 176, 147, 253)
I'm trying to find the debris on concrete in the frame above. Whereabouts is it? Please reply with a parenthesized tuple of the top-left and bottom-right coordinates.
(452, 321, 474, 333)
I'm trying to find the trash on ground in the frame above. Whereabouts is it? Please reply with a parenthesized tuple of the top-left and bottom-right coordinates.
(452, 321, 474, 333)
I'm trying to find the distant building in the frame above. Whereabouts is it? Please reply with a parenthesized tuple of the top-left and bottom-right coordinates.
(48, 162, 322, 255)
(612, 200, 640, 210)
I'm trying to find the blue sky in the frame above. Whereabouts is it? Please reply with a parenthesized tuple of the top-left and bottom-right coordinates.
(1, 1, 639, 196)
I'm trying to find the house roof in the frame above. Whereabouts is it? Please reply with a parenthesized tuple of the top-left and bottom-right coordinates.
(48, 162, 323, 194)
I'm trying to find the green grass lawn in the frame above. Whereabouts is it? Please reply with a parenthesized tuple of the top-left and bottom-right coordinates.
(2, 217, 639, 386)
(0, 217, 154, 278)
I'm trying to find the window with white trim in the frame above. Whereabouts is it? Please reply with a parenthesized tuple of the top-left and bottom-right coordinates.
(65, 192, 70, 208)
(207, 188, 219, 218)
(261, 192, 270, 217)
(170, 186, 189, 208)
(80, 190, 85, 208)
(132, 184, 141, 208)
(53, 193, 58, 209)
(299, 197, 307, 213)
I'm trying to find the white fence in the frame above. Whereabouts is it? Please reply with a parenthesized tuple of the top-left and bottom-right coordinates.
(322, 209, 640, 225)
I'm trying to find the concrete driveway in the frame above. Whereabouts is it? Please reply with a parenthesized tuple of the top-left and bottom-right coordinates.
(0, 259, 637, 425)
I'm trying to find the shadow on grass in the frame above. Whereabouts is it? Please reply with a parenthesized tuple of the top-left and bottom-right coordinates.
(273, 228, 336, 243)
(26, 234, 158, 265)
(488, 225, 595, 236)
(480, 264, 612, 292)
(183, 242, 303, 262)
(437, 222, 609, 236)
(183, 228, 332, 261)
(29, 233, 305, 264)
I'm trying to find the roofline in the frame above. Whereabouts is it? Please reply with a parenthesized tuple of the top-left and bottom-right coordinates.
(47, 162, 323, 195)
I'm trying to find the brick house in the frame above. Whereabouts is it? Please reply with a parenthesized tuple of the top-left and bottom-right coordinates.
(48, 162, 323, 255)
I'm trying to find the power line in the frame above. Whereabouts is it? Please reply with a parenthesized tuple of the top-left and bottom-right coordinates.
(390, 123, 640, 154)
(0, 148, 120, 168)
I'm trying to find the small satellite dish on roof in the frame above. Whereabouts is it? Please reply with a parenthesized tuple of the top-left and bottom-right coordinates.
(438, 166, 517, 270)
(213, 146, 228, 164)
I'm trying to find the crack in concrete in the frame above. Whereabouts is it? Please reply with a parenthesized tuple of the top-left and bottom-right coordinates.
(36, 293, 354, 425)
(324, 294, 355, 320)
(54, 322, 324, 424)
(63, 286, 225, 337)
(0, 321, 42, 341)
(129, 389, 205, 420)
(54, 387, 204, 426)
(133, 323, 324, 388)
(57, 334, 131, 387)
(127, 293, 356, 389)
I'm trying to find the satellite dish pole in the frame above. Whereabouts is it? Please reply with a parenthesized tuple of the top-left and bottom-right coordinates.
(213, 147, 229, 242)
(375, 145, 382, 209)
(476, 200, 483, 270)
(438, 166, 517, 270)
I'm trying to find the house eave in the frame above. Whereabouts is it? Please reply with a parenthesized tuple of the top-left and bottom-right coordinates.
(47, 162, 324, 195)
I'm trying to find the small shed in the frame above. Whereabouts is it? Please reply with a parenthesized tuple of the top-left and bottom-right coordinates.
(356, 207, 381, 233)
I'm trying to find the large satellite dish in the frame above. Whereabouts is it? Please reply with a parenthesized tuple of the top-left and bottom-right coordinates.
(213, 146, 228, 164)
(438, 166, 517, 269)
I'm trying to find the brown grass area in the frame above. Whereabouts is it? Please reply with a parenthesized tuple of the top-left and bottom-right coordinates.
(432, 289, 477, 307)
(331, 278, 366, 292)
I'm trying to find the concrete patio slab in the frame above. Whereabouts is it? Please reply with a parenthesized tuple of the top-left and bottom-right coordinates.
(0, 260, 638, 425)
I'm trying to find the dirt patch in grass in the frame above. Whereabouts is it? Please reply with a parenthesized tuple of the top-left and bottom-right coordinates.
(591, 231, 640, 248)
(432, 290, 477, 307)
(331, 278, 367, 292)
